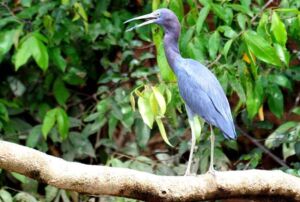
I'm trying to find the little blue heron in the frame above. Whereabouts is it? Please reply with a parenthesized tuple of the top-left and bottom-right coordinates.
(125, 8, 236, 175)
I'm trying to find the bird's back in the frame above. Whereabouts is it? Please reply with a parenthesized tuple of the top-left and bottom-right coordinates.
(176, 59, 236, 139)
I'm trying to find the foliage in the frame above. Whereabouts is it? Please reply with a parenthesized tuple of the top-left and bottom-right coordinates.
(0, 0, 299, 201)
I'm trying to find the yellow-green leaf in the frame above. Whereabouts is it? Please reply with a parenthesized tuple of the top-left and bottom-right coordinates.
(152, 86, 166, 115)
(156, 118, 173, 147)
(137, 96, 154, 128)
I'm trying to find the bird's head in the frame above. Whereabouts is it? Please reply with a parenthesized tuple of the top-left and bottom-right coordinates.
(124, 8, 180, 32)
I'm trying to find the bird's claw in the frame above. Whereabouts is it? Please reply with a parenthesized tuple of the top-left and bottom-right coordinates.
(184, 171, 196, 176)
(207, 167, 216, 176)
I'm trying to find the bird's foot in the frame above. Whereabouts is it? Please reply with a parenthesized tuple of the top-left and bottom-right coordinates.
(207, 166, 216, 176)
(184, 170, 197, 176)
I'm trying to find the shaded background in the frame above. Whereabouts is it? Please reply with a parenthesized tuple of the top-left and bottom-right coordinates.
(0, 0, 299, 201)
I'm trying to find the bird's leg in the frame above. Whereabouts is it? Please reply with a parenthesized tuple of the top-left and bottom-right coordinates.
(208, 125, 216, 174)
(185, 118, 196, 176)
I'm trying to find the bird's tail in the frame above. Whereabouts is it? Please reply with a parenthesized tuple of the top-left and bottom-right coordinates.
(221, 122, 237, 139)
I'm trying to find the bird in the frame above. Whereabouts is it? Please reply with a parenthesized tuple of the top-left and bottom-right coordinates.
(125, 8, 236, 175)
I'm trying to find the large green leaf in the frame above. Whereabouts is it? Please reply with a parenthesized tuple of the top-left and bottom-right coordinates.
(15, 33, 48, 71)
(243, 30, 282, 66)
(271, 12, 287, 46)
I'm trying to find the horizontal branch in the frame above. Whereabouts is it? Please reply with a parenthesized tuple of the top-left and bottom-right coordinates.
(0, 140, 299, 201)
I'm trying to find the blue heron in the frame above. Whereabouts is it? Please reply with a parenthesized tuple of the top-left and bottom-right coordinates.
(125, 8, 236, 175)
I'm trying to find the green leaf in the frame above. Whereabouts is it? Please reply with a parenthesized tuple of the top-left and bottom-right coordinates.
(208, 31, 220, 59)
(210, 3, 233, 24)
(152, 26, 176, 82)
(42, 108, 57, 138)
(243, 30, 282, 66)
(292, 107, 300, 115)
(13, 192, 37, 202)
(246, 78, 264, 119)
(267, 85, 284, 118)
(271, 12, 287, 46)
(26, 125, 42, 148)
(50, 48, 66, 72)
(45, 186, 58, 202)
(257, 13, 269, 40)
(11, 172, 27, 183)
(108, 116, 118, 139)
(218, 26, 238, 38)
(15, 34, 49, 71)
(230, 75, 246, 102)
(237, 13, 247, 30)
(135, 118, 150, 149)
(180, 28, 194, 56)
(196, 5, 210, 34)
(156, 118, 173, 147)
(53, 77, 70, 105)
(56, 108, 69, 139)
(138, 95, 154, 128)
(268, 74, 292, 90)
(223, 39, 233, 59)
(274, 43, 290, 67)
(169, 0, 184, 21)
(21, 0, 32, 7)
(0, 103, 9, 122)
(149, 92, 159, 116)
(15, 36, 33, 70)
(31, 34, 49, 71)
(0, 189, 12, 202)
(0, 29, 19, 60)
(152, 86, 166, 115)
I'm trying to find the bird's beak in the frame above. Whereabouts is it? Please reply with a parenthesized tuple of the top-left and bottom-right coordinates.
(124, 12, 158, 32)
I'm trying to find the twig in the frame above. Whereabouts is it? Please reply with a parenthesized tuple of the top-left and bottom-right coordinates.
(251, 0, 274, 23)
(236, 125, 289, 168)
(0, 2, 23, 24)
(208, 53, 222, 67)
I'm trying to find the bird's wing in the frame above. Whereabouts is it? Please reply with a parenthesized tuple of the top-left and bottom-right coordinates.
(177, 59, 236, 138)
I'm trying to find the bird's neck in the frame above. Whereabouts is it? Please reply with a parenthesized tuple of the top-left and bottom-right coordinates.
(163, 29, 182, 74)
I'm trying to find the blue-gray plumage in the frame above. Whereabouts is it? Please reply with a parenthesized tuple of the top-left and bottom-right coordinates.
(125, 8, 236, 175)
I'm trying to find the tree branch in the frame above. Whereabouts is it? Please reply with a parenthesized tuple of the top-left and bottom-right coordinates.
(0, 140, 299, 201)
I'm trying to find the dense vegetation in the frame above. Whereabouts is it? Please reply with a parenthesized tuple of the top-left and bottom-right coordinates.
(0, 0, 299, 201)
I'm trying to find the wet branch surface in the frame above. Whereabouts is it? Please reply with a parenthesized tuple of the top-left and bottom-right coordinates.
(0, 140, 299, 201)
